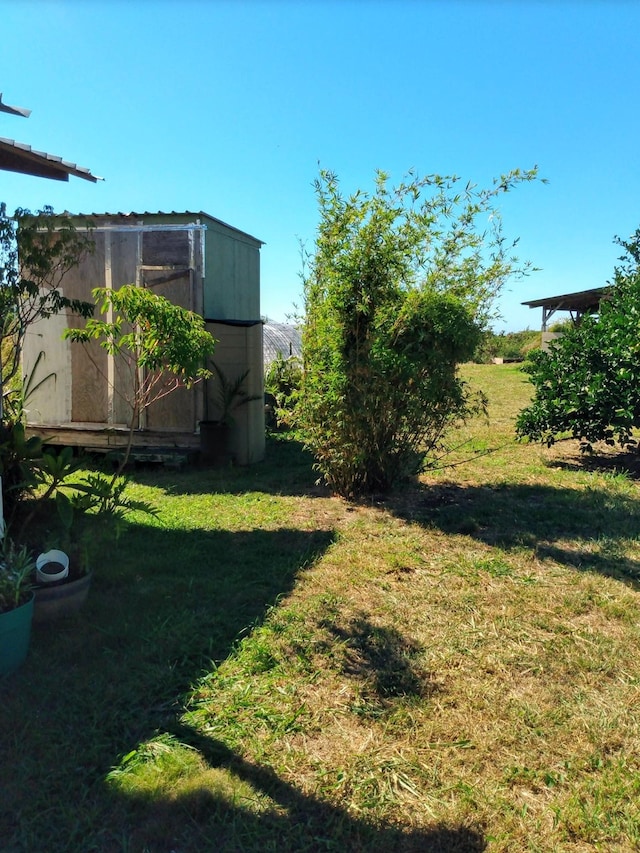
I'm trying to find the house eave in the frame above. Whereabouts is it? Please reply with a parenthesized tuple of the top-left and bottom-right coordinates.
(0, 136, 101, 183)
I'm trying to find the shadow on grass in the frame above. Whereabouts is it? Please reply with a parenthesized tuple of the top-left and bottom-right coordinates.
(111, 721, 486, 853)
(0, 522, 334, 851)
(0, 518, 484, 851)
(547, 449, 640, 481)
(125, 434, 330, 499)
(327, 614, 437, 703)
(387, 480, 640, 587)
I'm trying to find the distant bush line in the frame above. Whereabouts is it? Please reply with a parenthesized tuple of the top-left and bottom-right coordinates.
(473, 328, 541, 363)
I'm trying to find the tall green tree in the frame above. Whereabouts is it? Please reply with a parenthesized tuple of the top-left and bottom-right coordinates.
(517, 229, 640, 452)
(296, 168, 541, 497)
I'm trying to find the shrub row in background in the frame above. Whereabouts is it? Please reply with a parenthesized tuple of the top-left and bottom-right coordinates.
(473, 328, 541, 363)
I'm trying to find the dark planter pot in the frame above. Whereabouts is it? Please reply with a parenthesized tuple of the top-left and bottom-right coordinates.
(33, 572, 92, 622)
(199, 420, 230, 466)
(0, 593, 34, 677)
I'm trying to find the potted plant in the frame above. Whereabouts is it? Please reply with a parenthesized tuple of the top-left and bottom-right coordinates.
(0, 537, 36, 677)
(32, 470, 157, 621)
(28, 482, 92, 622)
(200, 364, 261, 466)
(32, 540, 92, 623)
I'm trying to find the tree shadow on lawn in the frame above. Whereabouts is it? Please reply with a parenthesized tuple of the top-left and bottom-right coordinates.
(548, 449, 640, 481)
(0, 520, 484, 852)
(326, 614, 439, 705)
(0, 522, 333, 850)
(387, 480, 640, 587)
(110, 721, 486, 853)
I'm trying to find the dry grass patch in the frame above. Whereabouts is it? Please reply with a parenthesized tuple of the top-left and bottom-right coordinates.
(185, 487, 640, 847)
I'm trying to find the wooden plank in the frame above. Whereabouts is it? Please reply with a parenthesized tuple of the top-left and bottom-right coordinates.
(67, 232, 109, 422)
(109, 230, 138, 425)
(27, 424, 200, 451)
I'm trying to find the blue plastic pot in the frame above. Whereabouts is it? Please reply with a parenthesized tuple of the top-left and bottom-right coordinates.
(0, 594, 34, 678)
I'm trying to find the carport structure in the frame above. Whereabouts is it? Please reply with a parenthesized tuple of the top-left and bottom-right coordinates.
(522, 287, 609, 332)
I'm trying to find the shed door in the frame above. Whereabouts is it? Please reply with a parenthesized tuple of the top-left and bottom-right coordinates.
(142, 269, 197, 432)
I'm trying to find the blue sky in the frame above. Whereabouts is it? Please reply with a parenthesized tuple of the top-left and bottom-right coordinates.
(1, 0, 639, 331)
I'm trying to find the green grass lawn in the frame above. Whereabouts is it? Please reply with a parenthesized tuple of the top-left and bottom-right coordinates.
(2, 364, 640, 852)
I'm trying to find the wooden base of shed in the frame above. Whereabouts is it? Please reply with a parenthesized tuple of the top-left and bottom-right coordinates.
(27, 422, 201, 466)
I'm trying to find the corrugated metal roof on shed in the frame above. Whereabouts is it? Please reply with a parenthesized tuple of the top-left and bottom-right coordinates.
(76, 211, 263, 246)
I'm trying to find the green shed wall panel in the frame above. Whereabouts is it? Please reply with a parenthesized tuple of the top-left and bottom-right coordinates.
(204, 230, 260, 320)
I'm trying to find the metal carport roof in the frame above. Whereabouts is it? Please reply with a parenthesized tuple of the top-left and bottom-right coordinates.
(522, 287, 608, 312)
(522, 287, 610, 332)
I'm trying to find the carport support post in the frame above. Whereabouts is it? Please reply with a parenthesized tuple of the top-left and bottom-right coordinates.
(541, 305, 555, 333)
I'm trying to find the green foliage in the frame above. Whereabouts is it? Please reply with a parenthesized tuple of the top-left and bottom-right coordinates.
(0, 536, 34, 612)
(208, 362, 261, 426)
(0, 415, 86, 526)
(473, 328, 541, 363)
(68, 472, 158, 521)
(516, 228, 640, 452)
(297, 168, 540, 496)
(548, 317, 574, 333)
(2, 434, 85, 532)
(0, 203, 94, 527)
(65, 284, 216, 384)
(0, 203, 94, 401)
(264, 353, 302, 429)
(34, 445, 84, 498)
(0, 351, 61, 524)
(0, 413, 154, 538)
(53, 471, 158, 555)
(0, 421, 44, 518)
(4, 350, 56, 424)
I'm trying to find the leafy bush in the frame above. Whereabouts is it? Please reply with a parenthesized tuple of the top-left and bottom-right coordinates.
(474, 329, 541, 363)
(65, 284, 216, 470)
(516, 229, 640, 451)
(0, 538, 34, 612)
(548, 318, 574, 333)
(0, 421, 43, 519)
(208, 363, 261, 427)
(297, 168, 540, 497)
(264, 353, 302, 429)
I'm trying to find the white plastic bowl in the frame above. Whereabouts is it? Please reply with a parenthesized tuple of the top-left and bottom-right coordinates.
(36, 549, 70, 584)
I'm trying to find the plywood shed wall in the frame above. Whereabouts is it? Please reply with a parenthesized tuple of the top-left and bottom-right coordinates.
(23, 213, 265, 465)
(205, 322, 264, 464)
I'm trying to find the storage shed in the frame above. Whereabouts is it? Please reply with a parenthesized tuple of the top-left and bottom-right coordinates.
(23, 211, 265, 465)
